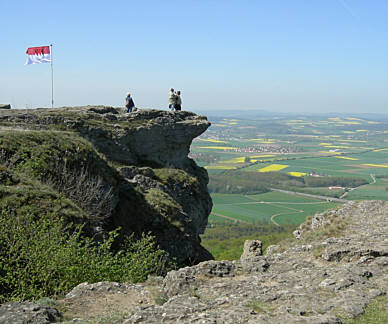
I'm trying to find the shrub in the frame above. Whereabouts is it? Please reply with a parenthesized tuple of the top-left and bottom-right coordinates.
(44, 163, 115, 223)
(0, 209, 174, 303)
(0, 130, 119, 223)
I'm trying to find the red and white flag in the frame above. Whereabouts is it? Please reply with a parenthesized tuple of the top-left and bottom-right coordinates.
(25, 46, 51, 65)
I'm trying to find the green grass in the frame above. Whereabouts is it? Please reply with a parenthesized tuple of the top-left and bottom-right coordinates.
(342, 295, 388, 324)
(247, 191, 321, 202)
(346, 184, 388, 200)
(274, 201, 339, 224)
(211, 203, 287, 223)
(201, 222, 294, 260)
(211, 193, 258, 205)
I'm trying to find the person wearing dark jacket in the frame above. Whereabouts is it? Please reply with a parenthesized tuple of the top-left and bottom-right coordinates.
(175, 91, 182, 111)
(125, 92, 135, 113)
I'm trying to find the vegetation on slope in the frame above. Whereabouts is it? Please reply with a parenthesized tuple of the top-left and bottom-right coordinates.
(208, 170, 368, 197)
(0, 207, 174, 303)
(201, 222, 295, 260)
(0, 130, 119, 223)
(0, 130, 177, 303)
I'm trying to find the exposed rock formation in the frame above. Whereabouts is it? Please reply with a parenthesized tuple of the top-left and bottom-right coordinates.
(5, 200, 383, 323)
(0, 302, 61, 323)
(240, 240, 263, 260)
(0, 106, 213, 264)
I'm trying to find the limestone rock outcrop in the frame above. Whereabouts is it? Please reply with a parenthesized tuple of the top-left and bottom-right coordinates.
(0, 106, 213, 264)
(31, 200, 386, 324)
(0, 302, 62, 323)
(240, 239, 263, 260)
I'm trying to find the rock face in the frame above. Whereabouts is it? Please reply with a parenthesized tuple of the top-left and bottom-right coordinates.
(0, 302, 62, 323)
(240, 240, 262, 260)
(0, 106, 213, 264)
(42, 200, 388, 323)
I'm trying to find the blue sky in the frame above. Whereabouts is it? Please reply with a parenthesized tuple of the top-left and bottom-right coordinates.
(1, 0, 388, 113)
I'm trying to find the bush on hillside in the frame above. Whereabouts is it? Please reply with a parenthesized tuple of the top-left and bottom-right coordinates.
(0, 209, 174, 303)
(304, 176, 368, 188)
(208, 170, 368, 195)
(208, 171, 302, 194)
(0, 131, 119, 224)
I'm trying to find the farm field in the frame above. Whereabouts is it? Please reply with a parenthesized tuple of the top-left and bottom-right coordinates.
(210, 192, 339, 226)
(345, 177, 388, 200)
(196, 112, 388, 260)
(191, 113, 388, 204)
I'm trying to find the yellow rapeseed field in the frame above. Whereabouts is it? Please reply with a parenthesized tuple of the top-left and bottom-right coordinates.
(221, 157, 246, 163)
(199, 139, 227, 143)
(373, 148, 388, 152)
(249, 155, 275, 158)
(221, 155, 278, 164)
(363, 164, 388, 168)
(288, 172, 307, 177)
(258, 164, 288, 172)
(334, 156, 359, 160)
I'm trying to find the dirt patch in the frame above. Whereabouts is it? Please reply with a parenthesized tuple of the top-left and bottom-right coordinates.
(58, 286, 155, 322)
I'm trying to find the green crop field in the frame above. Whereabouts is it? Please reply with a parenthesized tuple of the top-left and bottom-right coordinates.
(210, 192, 340, 225)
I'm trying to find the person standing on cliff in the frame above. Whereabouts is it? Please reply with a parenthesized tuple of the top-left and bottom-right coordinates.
(175, 91, 182, 111)
(125, 92, 135, 113)
(168, 88, 177, 111)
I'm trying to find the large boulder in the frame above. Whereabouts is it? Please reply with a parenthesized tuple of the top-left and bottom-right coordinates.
(240, 240, 262, 260)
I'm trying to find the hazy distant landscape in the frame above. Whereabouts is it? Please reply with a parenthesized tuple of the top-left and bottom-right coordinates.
(192, 111, 388, 259)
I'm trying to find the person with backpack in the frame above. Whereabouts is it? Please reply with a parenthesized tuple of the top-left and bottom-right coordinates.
(125, 92, 135, 113)
(175, 91, 182, 111)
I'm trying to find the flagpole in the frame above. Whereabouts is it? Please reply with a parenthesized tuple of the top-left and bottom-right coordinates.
(50, 44, 54, 108)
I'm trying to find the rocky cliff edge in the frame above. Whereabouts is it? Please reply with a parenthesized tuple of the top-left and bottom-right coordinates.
(2, 200, 387, 323)
(0, 106, 213, 264)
